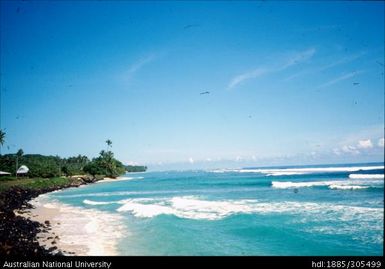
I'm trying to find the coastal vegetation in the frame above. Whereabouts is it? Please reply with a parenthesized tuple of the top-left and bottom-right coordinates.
(83, 150, 126, 178)
(0, 135, 147, 184)
(125, 164, 147, 172)
(0, 134, 147, 256)
(0, 152, 146, 179)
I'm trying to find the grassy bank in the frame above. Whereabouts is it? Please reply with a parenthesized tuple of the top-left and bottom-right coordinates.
(0, 177, 75, 192)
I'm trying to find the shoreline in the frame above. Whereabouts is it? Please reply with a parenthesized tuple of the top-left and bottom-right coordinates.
(0, 176, 105, 256)
(27, 193, 125, 256)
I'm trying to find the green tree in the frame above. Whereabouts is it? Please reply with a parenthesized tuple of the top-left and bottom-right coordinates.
(0, 129, 5, 146)
(0, 129, 5, 155)
(106, 139, 112, 151)
(84, 149, 125, 178)
(61, 154, 89, 176)
(16, 149, 23, 158)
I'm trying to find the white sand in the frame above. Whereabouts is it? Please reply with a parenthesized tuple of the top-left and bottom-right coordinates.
(17, 194, 127, 256)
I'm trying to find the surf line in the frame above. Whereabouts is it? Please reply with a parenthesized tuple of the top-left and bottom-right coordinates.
(2, 261, 112, 269)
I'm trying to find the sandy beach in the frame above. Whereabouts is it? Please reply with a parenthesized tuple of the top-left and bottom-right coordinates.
(17, 192, 126, 256)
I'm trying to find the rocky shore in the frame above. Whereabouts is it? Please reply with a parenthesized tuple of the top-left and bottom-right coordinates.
(0, 176, 100, 256)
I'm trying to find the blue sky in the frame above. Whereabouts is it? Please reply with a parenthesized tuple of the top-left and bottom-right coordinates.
(1, 1, 384, 170)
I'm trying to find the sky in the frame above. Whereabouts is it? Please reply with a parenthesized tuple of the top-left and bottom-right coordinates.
(0, 1, 384, 170)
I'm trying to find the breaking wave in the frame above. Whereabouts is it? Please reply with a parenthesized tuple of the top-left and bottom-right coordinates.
(271, 179, 382, 190)
(82, 195, 384, 247)
(328, 185, 369, 190)
(212, 165, 384, 176)
(271, 181, 331, 188)
(84, 196, 384, 223)
(348, 174, 384, 179)
(83, 199, 117, 205)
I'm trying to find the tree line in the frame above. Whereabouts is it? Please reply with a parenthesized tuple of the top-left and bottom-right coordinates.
(0, 133, 147, 178)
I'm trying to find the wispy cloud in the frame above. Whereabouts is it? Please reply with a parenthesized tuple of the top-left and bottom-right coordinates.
(125, 54, 157, 80)
(357, 139, 373, 149)
(318, 51, 366, 72)
(317, 71, 362, 88)
(284, 51, 366, 82)
(280, 48, 316, 69)
(228, 68, 267, 89)
(341, 145, 360, 155)
(227, 48, 316, 89)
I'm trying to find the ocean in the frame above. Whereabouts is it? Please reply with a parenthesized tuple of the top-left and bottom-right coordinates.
(32, 162, 384, 256)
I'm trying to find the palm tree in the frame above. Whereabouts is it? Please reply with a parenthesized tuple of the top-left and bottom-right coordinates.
(106, 139, 112, 151)
(0, 129, 5, 155)
(16, 149, 23, 158)
(15, 149, 23, 179)
(0, 129, 5, 146)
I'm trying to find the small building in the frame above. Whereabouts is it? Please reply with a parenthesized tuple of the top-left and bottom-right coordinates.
(0, 171, 11, 176)
(17, 165, 29, 176)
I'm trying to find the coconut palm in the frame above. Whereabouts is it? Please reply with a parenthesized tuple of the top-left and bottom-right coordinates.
(106, 139, 112, 151)
(17, 148, 24, 157)
(0, 129, 5, 146)
(0, 129, 5, 155)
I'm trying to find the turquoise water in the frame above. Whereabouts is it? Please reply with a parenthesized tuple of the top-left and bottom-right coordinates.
(43, 163, 384, 255)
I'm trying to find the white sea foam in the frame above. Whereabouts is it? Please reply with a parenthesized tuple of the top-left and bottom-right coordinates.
(83, 198, 153, 206)
(212, 165, 384, 176)
(348, 174, 384, 179)
(30, 196, 126, 256)
(115, 196, 384, 222)
(271, 178, 383, 190)
(117, 202, 175, 218)
(328, 185, 369, 190)
(83, 199, 117, 205)
(271, 181, 332, 188)
(96, 176, 144, 184)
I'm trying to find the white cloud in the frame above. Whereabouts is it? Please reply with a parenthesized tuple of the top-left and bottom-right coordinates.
(281, 48, 316, 69)
(227, 48, 316, 89)
(284, 51, 366, 81)
(341, 145, 360, 155)
(378, 138, 385, 147)
(125, 54, 156, 79)
(357, 139, 373, 149)
(318, 71, 362, 88)
(188, 157, 194, 164)
(228, 68, 267, 89)
(333, 148, 341, 156)
(318, 51, 366, 71)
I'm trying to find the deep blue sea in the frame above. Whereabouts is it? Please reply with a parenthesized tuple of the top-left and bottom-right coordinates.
(35, 163, 384, 256)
